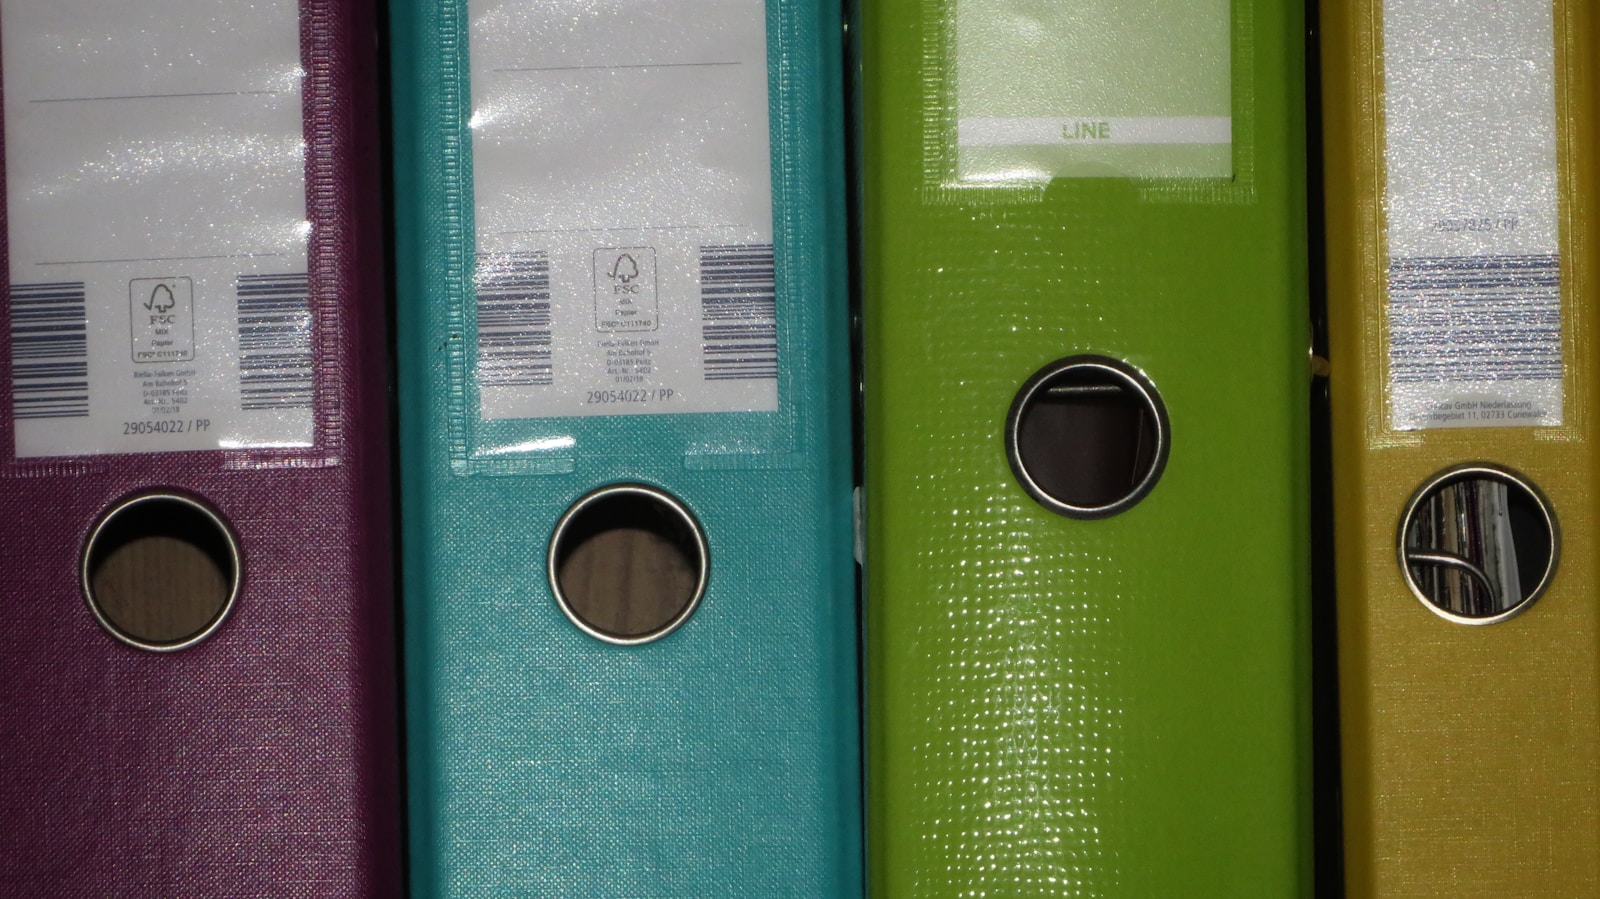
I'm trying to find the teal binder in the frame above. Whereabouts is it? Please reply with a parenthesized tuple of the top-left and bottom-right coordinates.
(391, 0, 860, 895)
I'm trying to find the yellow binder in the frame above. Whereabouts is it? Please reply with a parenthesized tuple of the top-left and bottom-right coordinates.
(1324, 0, 1600, 893)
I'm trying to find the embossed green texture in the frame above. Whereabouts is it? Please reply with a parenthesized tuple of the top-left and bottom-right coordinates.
(860, 0, 1312, 895)
(391, 0, 860, 895)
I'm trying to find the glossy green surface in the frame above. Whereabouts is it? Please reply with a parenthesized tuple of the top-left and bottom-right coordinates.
(860, 0, 1313, 894)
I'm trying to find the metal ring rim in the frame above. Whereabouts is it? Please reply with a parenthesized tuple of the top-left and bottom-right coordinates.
(1396, 462, 1561, 626)
(80, 491, 243, 653)
(546, 482, 710, 646)
(1005, 354, 1171, 520)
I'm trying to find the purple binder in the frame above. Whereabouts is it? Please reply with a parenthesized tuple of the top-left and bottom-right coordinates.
(0, 0, 399, 893)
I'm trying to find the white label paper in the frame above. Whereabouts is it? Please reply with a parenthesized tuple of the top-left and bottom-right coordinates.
(3, 0, 311, 458)
(469, 0, 778, 420)
(1383, 0, 1563, 430)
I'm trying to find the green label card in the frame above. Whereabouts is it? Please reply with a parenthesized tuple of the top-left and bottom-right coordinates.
(955, 0, 1232, 181)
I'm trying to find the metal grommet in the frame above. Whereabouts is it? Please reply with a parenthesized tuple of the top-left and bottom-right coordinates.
(81, 491, 242, 652)
(1397, 463, 1559, 625)
(547, 482, 710, 646)
(1005, 354, 1171, 519)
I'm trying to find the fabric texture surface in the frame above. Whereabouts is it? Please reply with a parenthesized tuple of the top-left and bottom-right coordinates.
(1324, 0, 1600, 893)
(0, 1, 402, 894)
(391, 0, 861, 895)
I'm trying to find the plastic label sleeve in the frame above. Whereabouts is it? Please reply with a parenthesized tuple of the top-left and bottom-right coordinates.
(3, 0, 312, 458)
(954, 0, 1232, 182)
(469, 0, 778, 420)
(1383, 0, 1562, 430)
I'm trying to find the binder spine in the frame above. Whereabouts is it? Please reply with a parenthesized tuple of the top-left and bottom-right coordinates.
(1325, 0, 1600, 892)
(862, 0, 1311, 894)
(0, 0, 399, 893)
(393, 0, 859, 893)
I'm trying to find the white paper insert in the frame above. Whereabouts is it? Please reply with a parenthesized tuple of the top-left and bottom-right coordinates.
(469, 0, 777, 420)
(1383, 0, 1562, 430)
(3, 0, 312, 458)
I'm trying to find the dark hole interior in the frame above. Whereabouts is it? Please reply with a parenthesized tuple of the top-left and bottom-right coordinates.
(84, 496, 237, 648)
(1403, 473, 1554, 617)
(1015, 366, 1161, 512)
(1506, 482, 1553, 600)
(552, 490, 704, 641)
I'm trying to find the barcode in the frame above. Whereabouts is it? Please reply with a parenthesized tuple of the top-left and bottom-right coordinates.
(477, 252, 553, 387)
(9, 282, 88, 420)
(699, 244, 777, 381)
(237, 272, 313, 410)
(1389, 254, 1562, 383)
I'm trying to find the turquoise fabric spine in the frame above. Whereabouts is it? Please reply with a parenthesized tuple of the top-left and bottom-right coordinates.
(390, 0, 861, 895)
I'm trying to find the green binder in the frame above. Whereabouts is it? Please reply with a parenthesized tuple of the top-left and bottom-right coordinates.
(860, 0, 1312, 893)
